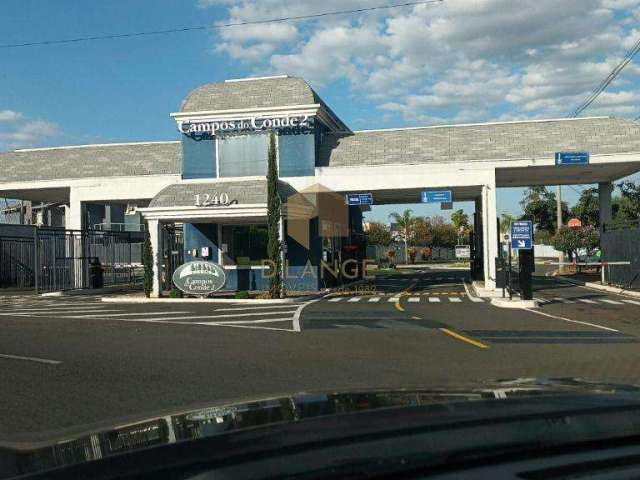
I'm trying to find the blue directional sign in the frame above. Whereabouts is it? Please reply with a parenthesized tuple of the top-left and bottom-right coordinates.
(511, 220, 533, 250)
(346, 193, 373, 206)
(421, 190, 452, 203)
(555, 151, 589, 166)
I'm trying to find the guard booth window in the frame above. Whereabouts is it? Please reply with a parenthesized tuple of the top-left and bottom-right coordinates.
(221, 225, 268, 266)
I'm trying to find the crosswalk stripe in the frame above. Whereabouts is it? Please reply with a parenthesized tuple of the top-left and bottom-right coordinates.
(347, 297, 362, 302)
(449, 297, 462, 303)
(622, 299, 640, 306)
(328, 297, 343, 302)
(467, 296, 484, 303)
(215, 304, 299, 311)
(408, 297, 420, 302)
(388, 297, 400, 302)
(600, 299, 624, 305)
(368, 297, 381, 302)
(577, 299, 597, 304)
(428, 297, 440, 303)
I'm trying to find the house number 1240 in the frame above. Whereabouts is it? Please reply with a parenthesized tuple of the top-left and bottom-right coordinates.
(194, 193, 230, 207)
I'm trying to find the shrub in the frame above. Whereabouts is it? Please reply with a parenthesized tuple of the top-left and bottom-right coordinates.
(235, 290, 250, 299)
(169, 288, 183, 298)
(420, 247, 431, 261)
(407, 247, 417, 264)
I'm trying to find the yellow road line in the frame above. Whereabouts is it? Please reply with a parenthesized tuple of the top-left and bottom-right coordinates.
(439, 328, 489, 349)
(395, 281, 418, 312)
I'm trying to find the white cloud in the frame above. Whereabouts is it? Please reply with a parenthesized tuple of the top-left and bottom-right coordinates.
(0, 120, 60, 151)
(0, 110, 22, 123)
(201, 0, 640, 124)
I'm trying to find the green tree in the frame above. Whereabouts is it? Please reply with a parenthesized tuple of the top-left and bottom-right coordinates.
(580, 225, 600, 254)
(570, 187, 599, 227)
(413, 216, 434, 245)
(431, 215, 458, 247)
(450, 209, 469, 231)
(142, 225, 153, 298)
(365, 221, 392, 246)
(389, 209, 415, 264)
(551, 226, 581, 260)
(615, 180, 640, 224)
(266, 132, 283, 298)
(499, 213, 516, 234)
(520, 186, 568, 234)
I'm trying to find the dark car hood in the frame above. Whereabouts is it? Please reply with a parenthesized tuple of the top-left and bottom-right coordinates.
(3, 377, 640, 478)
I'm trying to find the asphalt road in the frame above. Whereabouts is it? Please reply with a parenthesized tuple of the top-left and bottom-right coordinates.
(1, 269, 640, 444)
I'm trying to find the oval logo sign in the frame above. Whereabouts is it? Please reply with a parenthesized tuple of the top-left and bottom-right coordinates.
(172, 261, 226, 296)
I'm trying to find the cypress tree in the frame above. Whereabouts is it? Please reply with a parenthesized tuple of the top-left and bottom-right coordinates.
(142, 224, 153, 297)
(267, 132, 283, 298)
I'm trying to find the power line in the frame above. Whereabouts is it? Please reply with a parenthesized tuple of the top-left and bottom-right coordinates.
(570, 35, 640, 117)
(0, 1, 443, 49)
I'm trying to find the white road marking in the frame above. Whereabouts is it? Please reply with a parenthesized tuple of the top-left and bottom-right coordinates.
(388, 297, 400, 302)
(408, 297, 420, 302)
(1, 306, 110, 313)
(553, 297, 575, 304)
(577, 298, 597, 304)
(428, 297, 441, 303)
(347, 297, 362, 302)
(328, 297, 343, 302)
(204, 317, 295, 325)
(523, 308, 619, 332)
(449, 297, 462, 303)
(622, 299, 640, 306)
(292, 297, 322, 333)
(0, 353, 62, 365)
(600, 299, 624, 305)
(214, 305, 299, 311)
(67, 310, 296, 321)
(62, 311, 192, 318)
(462, 281, 484, 302)
(368, 297, 381, 302)
(0, 309, 122, 316)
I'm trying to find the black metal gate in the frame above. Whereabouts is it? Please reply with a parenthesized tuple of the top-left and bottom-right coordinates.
(0, 226, 144, 293)
(162, 225, 184, 290)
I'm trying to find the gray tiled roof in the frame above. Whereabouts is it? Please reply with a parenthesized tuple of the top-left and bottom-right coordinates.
(318, 117, 640, 168)
(149, 179, 298, 207)
(180, 77, 321, 112)
(0, 142, 181, 182)
(150, 179, 267, 207)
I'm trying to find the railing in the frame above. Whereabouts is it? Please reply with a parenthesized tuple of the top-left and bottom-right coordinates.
(93, 223, 145, 233)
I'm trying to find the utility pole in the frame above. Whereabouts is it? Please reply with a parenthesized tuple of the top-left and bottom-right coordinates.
(556, 185, 564, 273)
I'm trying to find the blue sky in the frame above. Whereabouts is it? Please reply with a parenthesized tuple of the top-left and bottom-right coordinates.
(2, 0, 640, 222)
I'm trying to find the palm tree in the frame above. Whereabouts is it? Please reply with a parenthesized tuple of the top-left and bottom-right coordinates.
(500, 213, 516, 234)
(389, 209, 415, 265)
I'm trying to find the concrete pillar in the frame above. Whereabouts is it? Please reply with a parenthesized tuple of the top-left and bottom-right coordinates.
(482, 179, 498, 290)
(67, 191, 85, 230)
(598, 182, 613, 232)
(148, 219, 163, 297)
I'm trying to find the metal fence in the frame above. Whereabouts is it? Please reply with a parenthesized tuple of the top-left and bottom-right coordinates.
(0, 225, 143, 292)
(366, 244, 457, 264)
(601, 221, 640, 289)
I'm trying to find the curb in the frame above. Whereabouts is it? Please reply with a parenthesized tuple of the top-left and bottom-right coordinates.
(557, 276, 640, 299)
(491, 298, 539, 309)
(101, 292, 329, 304)
(41, 285, 136, 297)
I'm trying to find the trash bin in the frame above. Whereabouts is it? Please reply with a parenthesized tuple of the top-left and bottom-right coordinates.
(89, 258, 103, 289)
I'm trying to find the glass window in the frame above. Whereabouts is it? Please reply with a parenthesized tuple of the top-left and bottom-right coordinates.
(218, 133, 269, 178)
(278, 130, 315, 177)
(221, 225, 268, 265)
(181, 136, 216, 179)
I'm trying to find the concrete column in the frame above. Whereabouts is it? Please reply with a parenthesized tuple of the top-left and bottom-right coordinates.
(482, 179, 498, 290)
(598, 182, 613, 232)
(67, 191, 85, 230)
(148, 219, 163, 297)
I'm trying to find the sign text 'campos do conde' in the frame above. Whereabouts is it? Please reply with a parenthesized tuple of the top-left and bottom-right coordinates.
(178, 114, 314, 136)
(172, 261, 226, 296)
